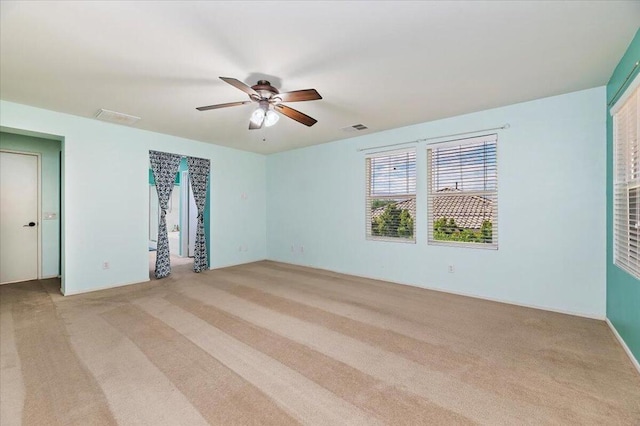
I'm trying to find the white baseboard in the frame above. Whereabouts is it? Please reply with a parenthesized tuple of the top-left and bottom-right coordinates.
(213, 257, 268, 270)
(62, 257, 269, 296)
(41, 274, 60, 280)
(417, 286, 605, 320)
(266, 259, 605, 320)
(63, 278, 151, 296)
(606, 318, 640, 376)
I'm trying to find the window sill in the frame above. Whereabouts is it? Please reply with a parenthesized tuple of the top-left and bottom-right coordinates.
(366, 236, 416, 244)
(428, 240, 498, 250)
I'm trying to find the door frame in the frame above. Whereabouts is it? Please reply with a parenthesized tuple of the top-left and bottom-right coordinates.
(146, 152, 211, 276)
(0, 149, 42, 281)
(180, 170, 197, 258)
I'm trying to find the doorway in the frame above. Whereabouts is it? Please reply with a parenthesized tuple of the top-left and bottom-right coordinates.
(0, 130, 63, 291)
(0, 151, 39, 284)
(148, 158, 196, 278)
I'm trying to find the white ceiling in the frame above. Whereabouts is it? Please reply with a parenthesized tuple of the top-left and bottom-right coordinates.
(1, 1, 638, 154)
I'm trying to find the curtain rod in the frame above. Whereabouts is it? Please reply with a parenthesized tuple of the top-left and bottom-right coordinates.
(357, 123, 510, 152)
(608, 60, 640, 107)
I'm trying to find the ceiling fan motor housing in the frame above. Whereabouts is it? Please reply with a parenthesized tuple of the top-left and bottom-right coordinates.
(251, 80, 279, 100)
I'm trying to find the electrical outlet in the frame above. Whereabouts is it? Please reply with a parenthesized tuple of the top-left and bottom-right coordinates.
(102, 261, 110, 270)
(448, 265, 454, 273)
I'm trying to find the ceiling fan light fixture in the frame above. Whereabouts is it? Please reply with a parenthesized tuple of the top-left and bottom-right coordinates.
(250, 107, 265, 125)
(197, 77, 322, 129)
(264, 109, 280, 127)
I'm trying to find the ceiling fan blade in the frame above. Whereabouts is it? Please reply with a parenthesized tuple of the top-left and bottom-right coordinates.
(274, 104, 318, 127)
(196, 101, 252, 111)
(275, 89, 322, 103)
(220, 77, 259, 97)
(249, 116, 264, 130)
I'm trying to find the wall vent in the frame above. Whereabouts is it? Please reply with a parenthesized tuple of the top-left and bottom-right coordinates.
(95, 109, 141, 126)
(341, 124, 369, 132)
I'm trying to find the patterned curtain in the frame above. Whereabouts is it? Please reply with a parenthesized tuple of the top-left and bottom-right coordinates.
(187, 156, 210, 272)
(149, 150, 182, 278)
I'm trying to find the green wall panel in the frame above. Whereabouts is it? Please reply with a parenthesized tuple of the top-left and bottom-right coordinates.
(606, 28, 640, 361)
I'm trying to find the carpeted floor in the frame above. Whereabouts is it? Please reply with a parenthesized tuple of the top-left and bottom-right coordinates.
(148, 252, 193, 280)
(1, 261, 639, 425)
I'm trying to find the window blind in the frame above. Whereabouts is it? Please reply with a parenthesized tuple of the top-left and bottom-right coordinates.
(427, 134, 498, 248)
(614, 83, 640, 278)
(366, 149, 416, 241)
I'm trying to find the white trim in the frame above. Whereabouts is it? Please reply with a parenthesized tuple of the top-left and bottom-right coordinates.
(0, 278, 36, 285)
(62, 258, 264, 296)
(606, 318, 640, 376)
(269, 259, 605, 320)
(211, 258, 265, 270)
(425, 132, 498, 149)
(37, 153, 42, 280)
(62, 278, 151, 296)
(364, 146, 416, 159)
(610, 72, 640, 115)
(428, 240, 498, 250)
(180, 170, 190, 257)
(366, 236, 416, 244)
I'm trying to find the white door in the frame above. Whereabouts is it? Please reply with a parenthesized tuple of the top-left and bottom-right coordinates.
(0, 152, 39, 284)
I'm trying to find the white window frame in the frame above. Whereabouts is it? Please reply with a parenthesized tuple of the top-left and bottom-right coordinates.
(365, 148, 417, 243)
(612, 73, 640, 279)
(427, 134, 498, 249)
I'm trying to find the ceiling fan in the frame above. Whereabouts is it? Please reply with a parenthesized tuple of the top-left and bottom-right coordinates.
(196, 77, 322, 129)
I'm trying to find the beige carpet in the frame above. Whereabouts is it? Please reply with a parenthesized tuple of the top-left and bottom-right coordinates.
(1, 261, 639, 425)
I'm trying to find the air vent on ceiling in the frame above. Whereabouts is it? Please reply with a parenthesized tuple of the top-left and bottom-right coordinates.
(95, 109, 141, 126)
(341, 124, 368, 132)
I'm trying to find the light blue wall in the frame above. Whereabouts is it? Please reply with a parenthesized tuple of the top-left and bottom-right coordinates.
(606, 29, 640, 361)
(0, 100, 267, 295)
(267, 87, 606, 318)
(0, 86, 607, 314)
(0, 132, 61, 278)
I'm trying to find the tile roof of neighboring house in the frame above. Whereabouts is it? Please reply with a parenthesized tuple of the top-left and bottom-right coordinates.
(433, 188, 493, 229)
(371, 198, 416, 221)
(370, 188, 493, 229)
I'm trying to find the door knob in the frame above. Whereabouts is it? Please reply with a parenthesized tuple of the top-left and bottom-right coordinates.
(23, 222, 36, 227)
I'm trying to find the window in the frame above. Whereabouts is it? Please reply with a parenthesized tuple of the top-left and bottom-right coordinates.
(427, 134, 497, 248)
(613, 79, 640, 279)
(366, 150, 416, 241)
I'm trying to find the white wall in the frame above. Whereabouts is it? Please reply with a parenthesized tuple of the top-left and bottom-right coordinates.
(0, 132, 61, 278)
(267, 87, 607, 318)
(0, 100, 267, 295)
